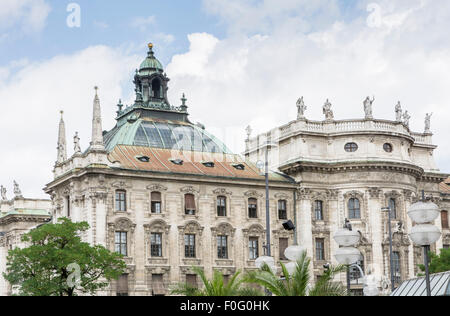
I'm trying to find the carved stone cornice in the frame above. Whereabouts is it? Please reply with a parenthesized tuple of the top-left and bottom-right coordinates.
(108, 217, 136, 233)
(274, 192, 290, 200)
(144, 219, 170, 234)
(343, 190, 364, 199)
(178, 220, 204, 235)
(326, 189, 339, 200)
(242, 224, 265, 237)
(0, 214, 51, 226)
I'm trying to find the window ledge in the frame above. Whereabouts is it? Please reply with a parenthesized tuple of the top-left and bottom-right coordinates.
(148, 258, 168, 265)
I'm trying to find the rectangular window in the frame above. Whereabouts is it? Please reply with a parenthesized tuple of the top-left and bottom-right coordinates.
(278, 200, 287, 220)
(66, 196, 71, 218)
(185, 194, 196, 215)
(348, 198, 361, 219)
(150, 233, 162, 257)
(248, 198, 258, 218)
(393, 252, 401, 286)
(115, 231, 127, 256)
(315, 200, 323, 220)
(186, 274, 197, 288)
(279, 238, 289, 260)
(441, 211, 449, 229)
(115, 190, 127, 212)
(184, 234, 196, 258)
(117, 274, 129, 296)
(151, 274, 165, 296)
(249, 237, 259, 260)
(315, 238, 325, 261)
(217, 196, 227, 217)
(217, 235, 228, 259)
(151, 192, 162, 214)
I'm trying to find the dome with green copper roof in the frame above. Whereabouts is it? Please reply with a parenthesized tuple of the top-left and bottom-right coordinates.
(139, 43, 164, 76)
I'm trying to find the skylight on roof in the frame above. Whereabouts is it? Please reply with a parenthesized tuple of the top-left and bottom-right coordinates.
(170, 159, 184, 165)
(232, 164, 245, 170)
(136, 156, 150, 163)
(202, 161, 215, 168)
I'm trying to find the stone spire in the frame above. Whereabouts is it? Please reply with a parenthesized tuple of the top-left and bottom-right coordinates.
(90, 86, 105, 151)
(57, 110, 67, 164)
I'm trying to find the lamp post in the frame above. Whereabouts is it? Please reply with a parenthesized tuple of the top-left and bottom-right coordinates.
(407, 191, 441, 296)
(255, 139, 278, 295)
(381, 206, 395, 292)
(333, 219, 362, 295)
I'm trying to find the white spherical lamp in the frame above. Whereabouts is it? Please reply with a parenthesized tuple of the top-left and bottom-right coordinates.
(409, 224, 441, 246)
(284, 262, 298, 276)
(407, 201, 439, 224)
(333, 228, 360, 247)
(255, 256, 275, 269)
(334, 247, 361, 265)
(284, 245, 306, 261)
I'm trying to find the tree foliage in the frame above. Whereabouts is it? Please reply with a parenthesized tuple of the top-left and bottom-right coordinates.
(243, 251, 348, 296)
(170, 267, 263, 296)
(3, 218, 126, 296)
(419, 248, 450, 275)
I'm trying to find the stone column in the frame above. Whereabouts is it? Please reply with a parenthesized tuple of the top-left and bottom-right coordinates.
(368, 188, 383, 277)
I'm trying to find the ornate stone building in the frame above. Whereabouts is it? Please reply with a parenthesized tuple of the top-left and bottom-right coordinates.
(43, 44, 295, 296)
(1, 45, 449, 296)
(0, 186, 52, 295)
(245, 98, 450, 294)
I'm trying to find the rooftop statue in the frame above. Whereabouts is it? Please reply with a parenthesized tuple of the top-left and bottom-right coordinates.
(74, 132, 81, 154)
(246, 125, 252, 141)
(425, 113, 433, 133)
(13, 181, 22, 198)
(296, 97, 307, 120)
(1, 185, 7, 201)
(395, 101, 403, 122)
(364, 96, 375, 119)
(323, 99, 334, 121)
(403, 110, 411, 128)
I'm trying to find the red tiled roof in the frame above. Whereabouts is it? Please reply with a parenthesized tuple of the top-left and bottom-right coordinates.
(440, 181, 450, 194)
(108, 145, 290, 182)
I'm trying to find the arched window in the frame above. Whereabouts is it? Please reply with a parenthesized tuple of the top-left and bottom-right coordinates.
(248, 198, 258, 218)
(389, 198, 397, 219)
(314, 200, 324, 220)
(115, 190, 127, 212)
(441, 211, 449, 229)
(348, 198, 361, 219)
(217, 196, 227, 217)
(184, 194, 196, 215)
(151, 192, 162, 214)
(152, 79, 161, 98)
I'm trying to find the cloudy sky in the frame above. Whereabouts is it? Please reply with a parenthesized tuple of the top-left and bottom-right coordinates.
(0, 0, 449, 198)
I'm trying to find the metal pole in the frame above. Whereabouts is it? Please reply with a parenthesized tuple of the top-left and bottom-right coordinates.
(387, 206, 395, 292)
(265, 143, 271, 257)
(347, 266, 351, 296)
(293, 190, 298, 245)
(424, 245, 431, 296)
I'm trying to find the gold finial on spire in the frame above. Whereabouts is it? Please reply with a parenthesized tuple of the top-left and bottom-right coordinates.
(148, 43, 153, 49)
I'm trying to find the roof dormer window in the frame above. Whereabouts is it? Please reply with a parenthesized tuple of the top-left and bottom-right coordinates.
(170, 159, 184, 165)
(136, 156, 150, 163)
(202, 161, 215, 168)
(232, 164, 245, 170)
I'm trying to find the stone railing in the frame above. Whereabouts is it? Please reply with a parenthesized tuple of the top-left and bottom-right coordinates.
(247, 119, 434, 151)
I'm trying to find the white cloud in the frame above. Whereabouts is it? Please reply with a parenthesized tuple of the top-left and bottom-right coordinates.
(0, 46, 141, 198)
(0, 0, 51, 34)
(131, 16, 156, 32)
(163, 0, 450, 173)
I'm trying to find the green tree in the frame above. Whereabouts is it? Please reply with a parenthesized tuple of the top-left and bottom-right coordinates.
(244, 251, 348, 296)
(419, 248, 450, 275)
(170, 267, 263, 296)
(3, 218, 126, 296)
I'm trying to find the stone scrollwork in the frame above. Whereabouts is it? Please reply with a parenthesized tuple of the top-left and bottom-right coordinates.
(147, 184, 168, 192)
(244, 190, 263, 198)
(180, 186, 199, 194)
(368, 187, 382, 199)
(213, 188, 232, 196)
